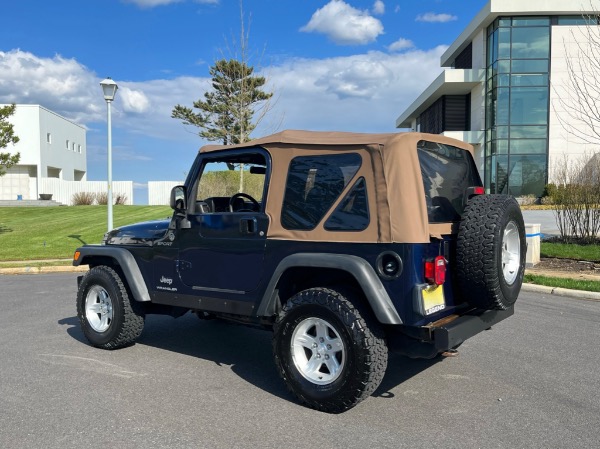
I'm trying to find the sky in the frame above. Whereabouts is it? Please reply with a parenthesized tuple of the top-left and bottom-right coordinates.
(0, 0, 486, 204)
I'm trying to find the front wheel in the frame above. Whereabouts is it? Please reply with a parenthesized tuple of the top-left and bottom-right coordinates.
(273, 287, 387, 413)
(76, 266, 145, 349)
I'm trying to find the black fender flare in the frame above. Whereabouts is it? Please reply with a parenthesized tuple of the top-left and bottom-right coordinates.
(257, 253, 402, 325)
(74, 246, 151, 302)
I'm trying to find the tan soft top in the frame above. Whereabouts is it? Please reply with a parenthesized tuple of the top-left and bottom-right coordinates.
(199, 130, 475, 244)
(200, 130, 400, 152)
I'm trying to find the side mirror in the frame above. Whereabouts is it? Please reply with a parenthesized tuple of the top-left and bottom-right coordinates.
(170, 185, 187, 211)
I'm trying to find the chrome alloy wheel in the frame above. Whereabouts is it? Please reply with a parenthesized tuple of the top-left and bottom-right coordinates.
(291, 317, 345, 385)
(501, 221, 521, 285)
(85, 285, 114, 332)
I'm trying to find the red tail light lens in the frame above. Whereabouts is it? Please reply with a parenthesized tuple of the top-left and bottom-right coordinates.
(425, 256, 446, 285)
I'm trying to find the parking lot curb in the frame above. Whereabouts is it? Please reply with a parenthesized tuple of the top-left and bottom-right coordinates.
(521, 282, 600, 301)
(0, 265, 87, 275)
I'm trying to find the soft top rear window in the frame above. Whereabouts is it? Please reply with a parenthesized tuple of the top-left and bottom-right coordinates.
(417, 140, 482, 223)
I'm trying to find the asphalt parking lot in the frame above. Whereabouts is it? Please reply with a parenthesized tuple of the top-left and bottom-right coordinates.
(1, 273, 599, 449)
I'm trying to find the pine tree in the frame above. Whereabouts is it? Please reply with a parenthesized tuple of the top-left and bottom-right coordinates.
(172, 59, 272, 145)
(0, 104, 20, 177)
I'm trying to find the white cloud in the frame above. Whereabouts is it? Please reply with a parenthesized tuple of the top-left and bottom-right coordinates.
(416, 12, 458, 23)
(260, 46, 446, 133)
(119, 87, 151, 114)
(300, 0, 384, 45)
(388, 38, 414, 52)
(372, 1, 385, 15)
(122, 0, 217, 8)
(0, 49, 101, 123)
(315, 57, 394, 99)
(0, 45, 446, 177)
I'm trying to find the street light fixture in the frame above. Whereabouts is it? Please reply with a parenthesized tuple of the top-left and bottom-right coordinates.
(99, 77, 118, 232)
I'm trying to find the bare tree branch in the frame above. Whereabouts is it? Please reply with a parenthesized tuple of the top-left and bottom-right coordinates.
(553, 12, 600, 144)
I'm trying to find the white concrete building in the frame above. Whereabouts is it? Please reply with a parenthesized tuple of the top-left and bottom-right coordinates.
(0, 104, 87, 200)
(396, 0, 600, 197)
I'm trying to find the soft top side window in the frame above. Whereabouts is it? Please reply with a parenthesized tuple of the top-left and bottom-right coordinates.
(324, 177, 369, 231)
(281, 153, 361, 230)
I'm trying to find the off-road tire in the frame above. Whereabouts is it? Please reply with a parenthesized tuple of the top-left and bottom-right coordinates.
(76, 266, 145, 349)
(273, 287, 388, 413)
(456, 194, 526, 310)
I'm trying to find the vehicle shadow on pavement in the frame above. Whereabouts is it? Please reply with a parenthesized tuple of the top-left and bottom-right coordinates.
(59, 312, 289, 400)
(59, 312, 444, 405)
(58, 316, 88, 344)
(137, 313, 291, 401)
(372, 353, 441, 399)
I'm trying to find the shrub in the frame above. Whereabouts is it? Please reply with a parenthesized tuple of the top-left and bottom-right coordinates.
(543, 183, 557, 199)
(114, 193, 128, 205)
(72, 192, 95, 206)
(96, 192, 108, 205)
(517, 194, 537, 206)
(550, 153, 600, 242)
(540, 196, 555, 205)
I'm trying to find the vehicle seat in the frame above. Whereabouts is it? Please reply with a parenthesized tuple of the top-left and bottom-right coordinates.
(204, 197, 230, 213)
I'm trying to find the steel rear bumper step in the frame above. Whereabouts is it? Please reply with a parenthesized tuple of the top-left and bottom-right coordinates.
(429, 306, 514, 350)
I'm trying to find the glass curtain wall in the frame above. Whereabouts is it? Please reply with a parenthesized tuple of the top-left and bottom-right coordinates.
(485, 17, 550, 196)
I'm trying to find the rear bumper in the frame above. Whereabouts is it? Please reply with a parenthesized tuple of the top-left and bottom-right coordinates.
(387, 306, 514, 357)
(430, 306, 514, 350)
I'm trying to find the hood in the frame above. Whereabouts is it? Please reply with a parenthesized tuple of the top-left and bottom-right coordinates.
(104, 219, 170, 246)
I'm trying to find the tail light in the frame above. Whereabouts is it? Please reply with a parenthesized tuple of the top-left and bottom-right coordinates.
(425, 255, 446, 285)
(464, 186, 485, 206)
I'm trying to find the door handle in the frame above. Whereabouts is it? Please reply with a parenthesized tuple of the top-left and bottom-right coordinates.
(239, 217, 257, 234)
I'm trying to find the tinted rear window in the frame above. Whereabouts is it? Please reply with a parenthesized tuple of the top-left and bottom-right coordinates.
(417, 140, 482, 223)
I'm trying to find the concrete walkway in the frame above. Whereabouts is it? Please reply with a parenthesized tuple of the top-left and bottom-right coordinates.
(521, 209, 560, 237)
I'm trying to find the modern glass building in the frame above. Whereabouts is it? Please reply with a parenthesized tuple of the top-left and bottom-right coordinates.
(396, 0, 600, 197)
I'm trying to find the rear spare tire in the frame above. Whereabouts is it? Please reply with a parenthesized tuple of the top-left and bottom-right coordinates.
(456, 194, 526, 310)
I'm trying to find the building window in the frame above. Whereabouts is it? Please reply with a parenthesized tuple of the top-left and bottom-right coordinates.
(78, 145, 82, 153)
(453, 42, 472, 69)
(484, 16, 550, 197)
(66, 140, 69, 150)
(556, 15, 600, 25)
(72, 142, 76, 151)
(46, 133, 52, 144)
(417, 95, 470, 134)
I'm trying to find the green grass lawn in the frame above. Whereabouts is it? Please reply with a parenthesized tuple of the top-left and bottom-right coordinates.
(541, 241, 600, 261)
(0, 206, 171, 261)
(524, 274, 600, 293)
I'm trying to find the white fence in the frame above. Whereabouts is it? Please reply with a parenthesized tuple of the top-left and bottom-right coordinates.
(33, 178, 134, 205)
(148, 181, 183, 205)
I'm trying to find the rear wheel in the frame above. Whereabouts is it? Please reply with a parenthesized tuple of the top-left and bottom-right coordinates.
(456, 195, 526, 310)
(273, 287, 387, 413)
(76, 266, 145, 349)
